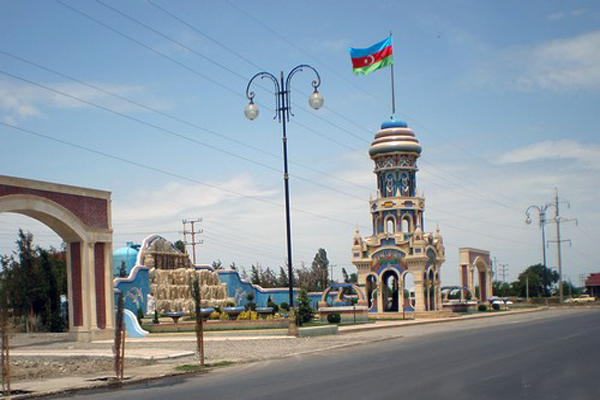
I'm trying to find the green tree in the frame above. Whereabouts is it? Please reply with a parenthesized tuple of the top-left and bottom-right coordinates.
(277, 266, 289, 288)
(310, 248, 329, 291)
(250, 264, 261, 285)
(296, 288, 314, 325)
(117, 261, 128, 278)
(514, 264, 558, 298)
(173, 240, 187, 254)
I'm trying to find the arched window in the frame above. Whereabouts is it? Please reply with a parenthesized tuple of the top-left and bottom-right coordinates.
(401, 218, 410, 233)
(385, 217, 395, 234)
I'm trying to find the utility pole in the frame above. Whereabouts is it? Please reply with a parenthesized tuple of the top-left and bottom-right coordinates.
(182, 218, 203, 265)
(492, 256, 498, 281)
(499, 263, 509, 283)
(547, 188, 577, 305)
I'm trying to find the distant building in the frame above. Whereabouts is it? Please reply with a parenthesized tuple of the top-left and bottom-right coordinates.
(584, 273, 600, 299)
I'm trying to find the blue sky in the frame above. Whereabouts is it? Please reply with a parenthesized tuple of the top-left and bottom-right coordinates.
(1, 0, 599, 287)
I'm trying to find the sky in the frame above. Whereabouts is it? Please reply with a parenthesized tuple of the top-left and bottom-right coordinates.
(1, 0, 599, 287)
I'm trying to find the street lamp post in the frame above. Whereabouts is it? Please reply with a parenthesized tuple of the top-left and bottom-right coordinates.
(525, 203, 556, 298)
(244, 65, 324, 307)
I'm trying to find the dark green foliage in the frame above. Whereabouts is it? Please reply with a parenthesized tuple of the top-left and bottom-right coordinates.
(514, 264, 558, 298)
(327, 313, 341, 324)
(250, 264, 260, 285)
(280, 302, 290, 312)
(1, 230, 67, 332)
(173, 240, 186, 254)
(297, 289, 314, 325)
(137, 306, 144, 325)
(478, 304, 487, 312)
(267, 301, 279, 314)
(226, 301, 235, 307)
(118, 261, 128, 278)
(277, 267, 289, 287)
(245, 292, 256, 311)
(492, 303, 500, 311)
(311, 248, 329, 291)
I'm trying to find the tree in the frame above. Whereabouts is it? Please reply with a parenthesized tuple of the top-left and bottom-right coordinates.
(277, 266, 289, 288)
(296, 288, 314, 325)
(310, 248, 329, 292)
(261, 267, 277, 288)
(295, 262, 313, 290)
(117, 261, 128, 278)
(492, 280, 516, 297)
(250, 264, 261, 285)
(514, 264, 559, 298)
(173, 240, 186, 254)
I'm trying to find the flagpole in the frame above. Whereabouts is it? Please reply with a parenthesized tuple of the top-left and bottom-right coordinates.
(390, 31, 396, 119)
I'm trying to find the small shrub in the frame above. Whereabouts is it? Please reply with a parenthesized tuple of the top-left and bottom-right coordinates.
(213, 306, 222, 314)
(137, 306, 144, 325)
(327, 313, 341, 324)
(245, 302, 257, 311)
(492, 303, 500, 311)
(236, 311, 258, 321)
(226, 301, 235, 307)
(267, 301, 279, 314)
(280, 302, 290, 312)
(209, 311, 221, 320)
(219, 311, 230, 321)
(478, 304, 487, 312)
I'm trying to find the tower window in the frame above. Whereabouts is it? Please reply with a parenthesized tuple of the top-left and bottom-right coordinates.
(386, 218, 396, 234)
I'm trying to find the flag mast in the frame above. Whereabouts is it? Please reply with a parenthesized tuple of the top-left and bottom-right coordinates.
(390, 31, 396, 119)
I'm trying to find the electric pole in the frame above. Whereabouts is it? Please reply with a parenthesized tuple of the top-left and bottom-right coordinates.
(546, 188, 577, 305)
(499, 264, 509, 283)
(182, 218, 203, 265)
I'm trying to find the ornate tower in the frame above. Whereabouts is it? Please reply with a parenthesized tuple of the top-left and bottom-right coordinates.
(352, 120, 445, 314)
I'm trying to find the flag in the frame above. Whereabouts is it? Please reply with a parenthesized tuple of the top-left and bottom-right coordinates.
(349, 36, 393, 76)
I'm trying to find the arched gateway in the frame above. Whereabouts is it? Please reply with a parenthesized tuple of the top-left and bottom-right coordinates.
(0, 175, 114, 341)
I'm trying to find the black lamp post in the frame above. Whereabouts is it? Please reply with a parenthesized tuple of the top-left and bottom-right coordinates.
(244, 64, 324, 307)
(525, 203, 556, 297)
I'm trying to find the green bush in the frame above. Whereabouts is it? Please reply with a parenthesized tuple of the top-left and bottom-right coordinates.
(280, 302, 290, 312)
(297, 289, 314, 325)
(226, 301, 235, 307)
(327, 313, 341, 324)
(137, 306, 144, 325)
(267, 301, 279, 313)
(209, 311, 221, 320)
(492, 303, 500, 311)
(478, 304, 487, 312)
(219, 311, 230, 321)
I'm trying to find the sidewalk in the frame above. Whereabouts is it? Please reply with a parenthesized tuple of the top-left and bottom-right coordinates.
(5, 307, 546, 399)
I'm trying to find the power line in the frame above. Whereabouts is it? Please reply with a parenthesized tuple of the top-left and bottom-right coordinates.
(0, 121, 361, 230)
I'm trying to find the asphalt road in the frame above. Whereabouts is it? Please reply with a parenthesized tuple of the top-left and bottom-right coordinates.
(57, 309, 600, 400)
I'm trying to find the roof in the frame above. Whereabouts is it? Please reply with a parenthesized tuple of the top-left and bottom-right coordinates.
(585, 273, 600, 287)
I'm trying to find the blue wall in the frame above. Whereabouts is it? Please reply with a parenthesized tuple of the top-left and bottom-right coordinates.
(215, 269, 334, 309)
(113, 266, 150, 315)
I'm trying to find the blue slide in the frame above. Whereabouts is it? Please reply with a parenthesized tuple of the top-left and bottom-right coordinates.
(122, 309, 149, 338)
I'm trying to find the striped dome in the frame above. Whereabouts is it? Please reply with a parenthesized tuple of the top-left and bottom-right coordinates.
(368, 120, 422, 157)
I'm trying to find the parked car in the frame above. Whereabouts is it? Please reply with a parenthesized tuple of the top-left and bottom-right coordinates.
(566, 294, 596, 304)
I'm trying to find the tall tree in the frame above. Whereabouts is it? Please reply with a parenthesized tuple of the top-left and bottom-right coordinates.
(310, 248, 329, 292)
(250, 264, 261, 285)
(277, 266, 289, 288)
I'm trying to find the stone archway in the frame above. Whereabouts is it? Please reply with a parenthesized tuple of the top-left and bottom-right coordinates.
(0, 175, 114, 341)
(459, 248, 492, 303)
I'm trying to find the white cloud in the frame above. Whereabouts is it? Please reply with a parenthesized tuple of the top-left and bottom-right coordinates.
(547, 9, 588, 21)
(496, 140, 600, 169)
(0, 80, 161, 122)
(473, 30, 600, 92)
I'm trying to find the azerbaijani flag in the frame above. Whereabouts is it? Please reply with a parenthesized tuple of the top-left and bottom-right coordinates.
(349, 36, 393, 76)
